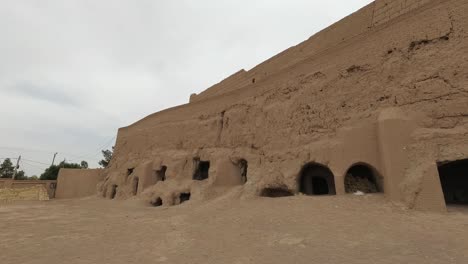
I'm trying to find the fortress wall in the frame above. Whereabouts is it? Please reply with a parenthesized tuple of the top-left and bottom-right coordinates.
(99, 0, 467, 212)
(372, 0, 433, 26)
(189, 3, 376, 103)
(117, 0, 455, 153)
(190, 0, 439, 103)
(251, 3, 376, 79)
(55, 169, 104, 199)
(190, 70, 248, 103)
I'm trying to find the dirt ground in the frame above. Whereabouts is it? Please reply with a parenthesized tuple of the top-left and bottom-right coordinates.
(1, 194, 468, 264)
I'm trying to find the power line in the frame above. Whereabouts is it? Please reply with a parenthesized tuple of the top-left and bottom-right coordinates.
(21, 158, 51, 166)
(21, 160, 48, 171)
(0, 135, 115, 162)
(0, 135, 115, 172)
(72, 136, 116, 160)
(2, 157, 52, 167)
(0, 146, 56, 155)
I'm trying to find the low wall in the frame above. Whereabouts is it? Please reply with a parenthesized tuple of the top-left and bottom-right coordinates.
(0, 179, 57, 198)
(0, 185, 50, 202)
(55, 169, 104, 199)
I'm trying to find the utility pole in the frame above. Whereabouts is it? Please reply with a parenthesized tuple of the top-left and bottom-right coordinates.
(51, 152, 58, 166)
(12, 155, 21, 180)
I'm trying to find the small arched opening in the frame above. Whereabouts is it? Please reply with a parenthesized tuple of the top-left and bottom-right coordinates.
(238, 159, 248, 184)
(132, 177, 139, 196)
(110, 184, 118, 199)
(260, 186, 294, 198)
(193, 158, 210, 181)
(345, 163, 382, 194)
(437, 159, 468, 205)
(299, 163, 336, 195)
(179, 193, 191, 204)
(151, 197, 163, 207)
(156, 166, 167, 182)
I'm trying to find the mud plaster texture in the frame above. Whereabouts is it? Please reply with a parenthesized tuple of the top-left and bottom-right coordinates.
(64, 0, 467, 212)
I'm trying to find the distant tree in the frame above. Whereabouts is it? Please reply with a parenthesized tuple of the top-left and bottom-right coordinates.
(29, 175, 39, 180)
(0, 158, 28, 180)
(98, 147, 114, 168)
(0, 158, 15, 178)
(39, 160, 88, 181)
(80, 161, 89, 169)
(14, 170, 28, 180)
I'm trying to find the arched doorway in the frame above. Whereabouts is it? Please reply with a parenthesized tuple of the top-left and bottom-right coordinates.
(155, 166, 167, 182)
(299, 163, 336, 195)
(193, 158, 210, 181)
(110, 184, 118, 199)
(344, 163, 382, 193)
(238, 159, 248, 184)
(437, 159, 468, 205)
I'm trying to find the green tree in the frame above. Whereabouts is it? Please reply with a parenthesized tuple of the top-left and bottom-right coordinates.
(0, 158, 15, 178)
(0, 158, 28, 180)
(80, 161, 89, 169)
(29, 175, 39, 180)
(98, 147, 113, 168)
(39, 160, 88, 181)
(14, 170, 28, 180)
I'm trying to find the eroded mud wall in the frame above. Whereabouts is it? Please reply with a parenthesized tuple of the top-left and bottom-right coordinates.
(96, 0, 467, 212)
(190, 0, 447, 103)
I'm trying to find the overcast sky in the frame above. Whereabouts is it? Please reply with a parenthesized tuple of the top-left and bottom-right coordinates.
(0, 0, 373, 176)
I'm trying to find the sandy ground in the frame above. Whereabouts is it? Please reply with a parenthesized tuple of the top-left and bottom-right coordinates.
(1, 194, 468, 264)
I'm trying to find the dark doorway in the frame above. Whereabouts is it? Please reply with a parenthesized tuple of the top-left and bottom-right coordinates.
(179, 193, 191, 204)
(132, 177, 139, 196)
(312, 177, 329, 195)
(345, 164, 381, 193)
(299, 163, 336, 195)
(110, 185, 118, 199)
(193, 159, 210, 181)
(239, 159, 248, 184)
(151, 197, 163, 207)
(260, 187, 294, 198)
(437, 159, 468, 205)
(156, 166, 167, 182)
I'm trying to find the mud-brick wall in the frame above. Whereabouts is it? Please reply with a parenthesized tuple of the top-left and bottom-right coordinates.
(373, 0, 433, 26)
(56, 169, 104, 199)
(0, 179, 57, 198)
(190, 0, 437, 104)
(0, 186, 50, 202)
(191, 70, 249, 103)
